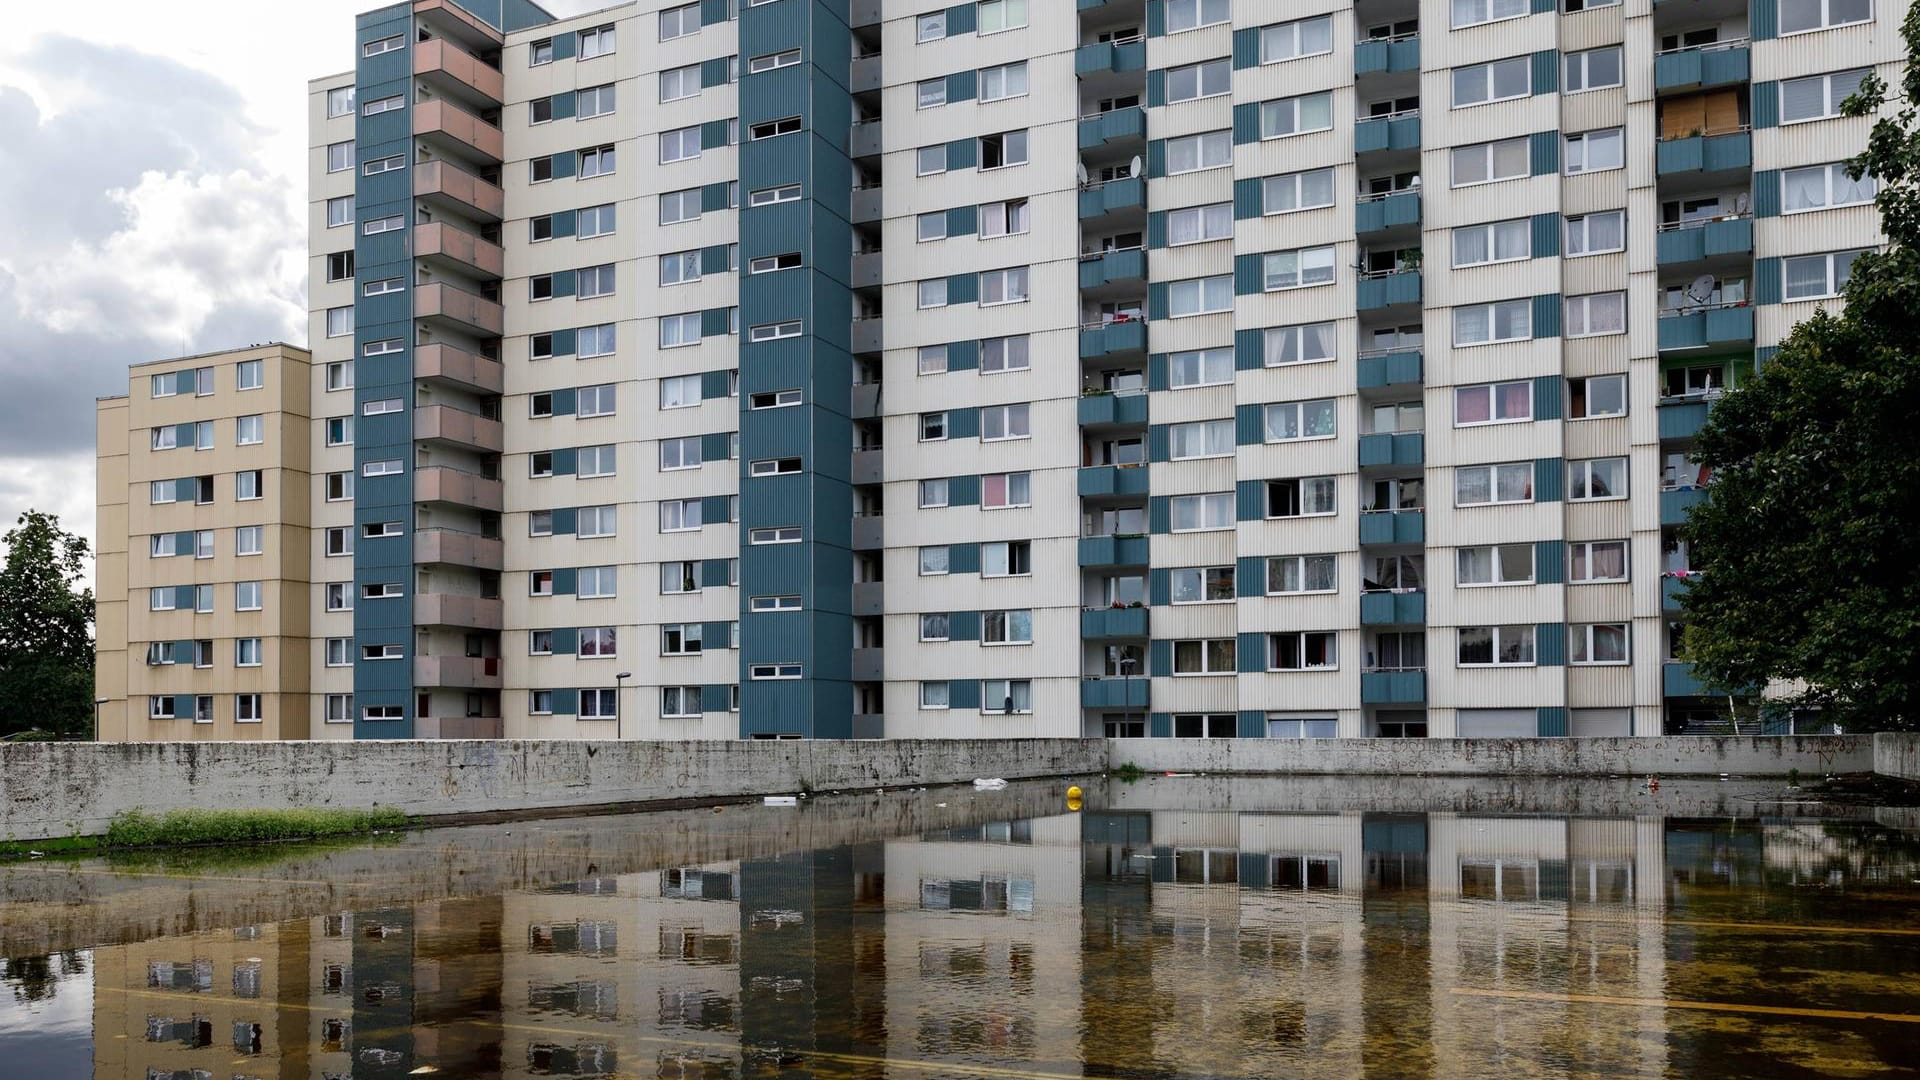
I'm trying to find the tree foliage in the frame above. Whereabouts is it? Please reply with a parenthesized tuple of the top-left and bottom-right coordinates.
(1678, 9, 1920, 729)
(0, 511, 95, 738)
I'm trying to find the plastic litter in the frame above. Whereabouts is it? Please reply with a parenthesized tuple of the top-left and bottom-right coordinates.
(973, 778, 1008, 789)
(764, 795, 798, 806)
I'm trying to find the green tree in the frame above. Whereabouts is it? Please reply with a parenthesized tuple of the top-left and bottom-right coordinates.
(0, 511, 95, 738)
(1677, 9, 1920, 729)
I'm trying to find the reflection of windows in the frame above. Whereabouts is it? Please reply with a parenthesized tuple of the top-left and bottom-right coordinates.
(661, 868, 739, 900)
(528, 921, 619, 956)
(1172, 848, 1239, 883)
(528, 980, 620, 1019)
(1461, 859, 1540, 901)
(918, 876, 1035, 912)
(1271, 855, 1342, 888)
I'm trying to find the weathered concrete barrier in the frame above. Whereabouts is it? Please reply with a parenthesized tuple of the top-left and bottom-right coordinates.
(1113, 735, 1875, 779)
(1877, 733, 1920, 781)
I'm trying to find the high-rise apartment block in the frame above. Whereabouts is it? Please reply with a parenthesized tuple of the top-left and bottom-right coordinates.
(103, 0, 1895, 740)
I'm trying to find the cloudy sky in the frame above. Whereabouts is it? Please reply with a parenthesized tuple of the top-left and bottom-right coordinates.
(0, 0, 598, 574)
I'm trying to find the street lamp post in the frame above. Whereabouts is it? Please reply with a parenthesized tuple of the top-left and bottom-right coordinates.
(614, 672, 632, 741)
(93, 697, 108, 742)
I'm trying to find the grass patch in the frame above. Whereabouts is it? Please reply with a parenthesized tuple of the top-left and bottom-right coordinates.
(1112, 762, 1147, 783)
(104, 807, 408, 849)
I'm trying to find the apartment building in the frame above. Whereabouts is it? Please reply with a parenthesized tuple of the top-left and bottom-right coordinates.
(295, 0, 1894, 740)
(95, 345, 316, 740)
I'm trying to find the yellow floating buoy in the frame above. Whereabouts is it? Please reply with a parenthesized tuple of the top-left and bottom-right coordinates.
(1066, 784, 1083, 812)
(1067, 785, 1083, 800)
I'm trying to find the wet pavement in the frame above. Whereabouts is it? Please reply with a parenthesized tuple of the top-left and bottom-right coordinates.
(1, 777, 1917, 1078)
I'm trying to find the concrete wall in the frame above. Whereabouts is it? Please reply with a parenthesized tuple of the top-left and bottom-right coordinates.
(1877, 733, 1920, 782)
(1115, 736, 1876, 780)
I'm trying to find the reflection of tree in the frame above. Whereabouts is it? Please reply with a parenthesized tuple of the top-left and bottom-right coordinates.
(0, 950, 85, 1003)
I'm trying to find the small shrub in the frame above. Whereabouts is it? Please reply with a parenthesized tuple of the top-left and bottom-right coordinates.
(1112, 762, 1146, 783)
(103, 807, 407, 849)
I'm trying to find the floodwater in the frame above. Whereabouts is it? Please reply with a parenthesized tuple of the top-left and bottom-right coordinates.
(2, 776, 1919, 1079)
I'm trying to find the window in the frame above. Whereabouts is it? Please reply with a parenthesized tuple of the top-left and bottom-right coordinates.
(576, 384, 616, 418)
(1459, 380, 1536, 426)
(661, 125, 703, 163)
(326, 638, 352, 667)
(1453, 57, 1531, 107)
(150, 426, 179, 451)
(362, 154, 403, 175)
(917, 11, 946, 40)
(363, 276, 400, 296)
(917, 279, 948, 309)
(362, 459, 402, 478)
(1261, 15, 1333, 62)
(235, 638, 262, 668)
(661, 499, 703, 532)
(1565, 47, 1623, 93)
(751, 595, 803, 613)
(1171, 493, 1233, 532)
(1783, 249, 1866, 300)
(920, 681, 950, 710)
(1260, 93, 1333, 138)
(1264, 400, 1337, 442)
(325, 583, 352, 612)
(1171, 566, 1235, 604)
(1457, 544, 1534, 586)
(1451, 137, 1529, 187)
(751, 664, 803, 681)
(1169, 347, 1233, 388)
(327, 86, 355, 117)
(324, 252, 356, 284)
(575, 565, 617, 599)
(980, 541, 1031, 578)
(980, 679, 1031, 713)
(1566, 210, 1625, 256)
(576, 626, 617, 658)
(1166, 60, 1231, 104)
(1265, 323, 1336, 366)
(748, 457, 802, 477)
(1564, 128, 1624, 174)
(751, 389, 801, 409)
(1783, 69, 1871, 125)
(1263, 246, 1336, 290)
(1170, 419, 1234, 459)
(1565, 0, 1620, 8)
(660, 188, 702, 224)
(1166, 130, 1232, 174)
(362, 33, 402, 56)
(919, 547, 950, 575)
(919, 613, 951, 642)
(979, 335, 1030, 373)
(1452, 219, 1530, 267)
(751, 183, 802, 206)
(1783, 163, 1877, 213)
(979, 267, 1029, 305)
(660, 436, 702, 471)
(748, 321, 802, 344)
(917, 77, 949, 110)
(1571, 374, 1627, 419)
(1566, 292, 1626, 338)
(1569, 540, 1629, 583)
(919, 479, 950, 508)
(751, 116, 802, 140)
(1168, 275, 1233, 317)
(981, 472, 1031, 508)
(1458, 625, 1535, 666)
(326, 471, 353, 501)
(658, 64, 703, 103)
(575, 23, 616, 60)
(1452, 300, 1532, 346)
(325, 416, 353, 447)
(1782, 0, 1873, 33)
(1267, 477, 1338, 518)
(1263, 169, 1335, 215)
(578, 324, 616, 357)
(981, 404, 1031, 442)
(1167, 0, 1230, 31)
(979, 61, 1028, 102)
(574, 264, 615, 299)
(660, 313, 704, 348)
(660, 687, 703, 719)
(325, 197, 353, 229)
(235, 470, 263, 501)
(660, 3, 700, 40)
(978, 0, 1027, 33)
(362, 520, 402, 539)
(580, 689, 618, 721)
(1455, 462, 1534, 505)
(1571, 623, 1631, 665)
(1268, 554, 1338, 594)
(326, 141, 354, 173)
(233, 694, 263, 723)
(361, 581, 402, 600)
(577, 445, 616, 478)
(362, 93, 404, 117)
(235, 580, 262, 611)
(1174, 639, 1237, 674)
(1453, 0, 1527, 28)
(325, 526, 353, 557)
(979, 198, 1030, 238)
(750, 49, 801, 74)
(749, 253, 802, 275)
(149, 587, 176, 611)
(1158, 204, 1232, 251)
(236, 359, 263, 390)
(1269, 632, 1338, 671)
(659, 561, 699, 594)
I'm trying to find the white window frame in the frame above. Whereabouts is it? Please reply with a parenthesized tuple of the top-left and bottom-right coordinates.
(1165, 131, 1232, 175)
(1565, 210, 1626, 257)
(1454, 462, 1535, 506)
(1565, 292, 1626, 338)
(1168, 419, 1235, 460)
(1564, 128, 1625, 175)
(1456, 544, 1535, 587)
(1165, 59, 1231, 105)
(1450, 136, 1530, 187)
(1452, 56, 1532, 108)
(1457, 625, 1536, 667)
(1451, 219, 1531, 268)
(1259, 92, 1334, 139)
(1569, 539, 1630, 583)
(1452, 300, 1533, 347)
(1570, 623, 1631, 665)
(1782, 249, 1865, 300)
(1262, 169, 1335, 215)
(1260, 14, 1333, 63)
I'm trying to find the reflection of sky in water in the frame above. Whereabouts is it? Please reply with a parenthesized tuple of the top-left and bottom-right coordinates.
(1, 786, 1918, 1079)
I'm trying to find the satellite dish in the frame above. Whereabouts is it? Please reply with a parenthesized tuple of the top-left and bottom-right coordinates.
(1733, 191, 1750, 214)
(1076, 161, 1089, 186)
(1684, 274, 1716, 305)
(1409, 174, 1421, 188)
(1129, 155, 1142, 179)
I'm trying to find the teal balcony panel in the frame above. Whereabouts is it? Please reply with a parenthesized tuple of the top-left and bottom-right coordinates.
(1077, 392, 1149, 426)
(1358, 432, 1425, 467)
(1355, 36, 1420, 74)
(1082, 677, 1150, 708)
(1706, 305, 1754, 344)
(1360, 591, 1427, 625)
(1656, 131, 1752, 176)
(1079, 320, 1148, 359)
(1355, 191, 1421, 234)
(1081, 607, 1150, 639)
(1359, 510, 1426, 545)
(1357, 270, 1422, 310)
(1079, 177, 1147, 219)
(1662, 574, 1695, 612)
(1361, 670, 1426, 704)
(1079, 535, 1151, 567)
(1656, 217, 1754, 264)
(1658, 399, 1712, 440)
(1078, 464, 1151, 497)
(1664, 661, 1711, 697)
(1356, 350, 1423, 389)
(1078, 247, 1147, 289)
(1355, 114, 1421, 153)
(1661, 486, 1708, 526)
(1654, 44, 1750, 91)
(1075, 40, 1147, 75)
(1078, 105, 1146, 148)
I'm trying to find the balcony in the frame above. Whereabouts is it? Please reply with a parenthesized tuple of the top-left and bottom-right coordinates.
(1355, 35, 1421, 74)
(1357, 349, 1422, 389)
(414, 467, 503, 512)
(1355, 191, 1420, 235)
(1079, 320, 1147, 359)
(1357, 270, 1422, 310)
(851, 54, 882, 93)
(852, 448, 884, 485)
(1359, 510, 1425, 546)
(1655, 217, 1753, 265)
(413, 160, 504, 222)
(1358, 433, 1424, 468)
(1657, 305, 1752, 351)
(415, 283, 504, 337)
(852, 648, 884, 682)
(1078, 465, 1149, 498)
(1663, 661, 1712, 697)
(1077, 391, 1148, 427)
(852, 515, 884, 551)
(1079, 178, 1147, 219)
(1079, 535, 1150, 567)
(415, 222, 504, 280)
(414, 38, 503, 107)
(1656, 130, 1750, 177)
(415, 593, 504, 630)
(1079, 248, 1146, 290)
(415, 343, 502, 394)
(1078, 105, 1145, 149)
(413, 99, 504, 165)
(414, 405, 504, 454)
(1361, 670, 1426, 704)
(850, 120, 882, 159)
(851, 185, 883, 224)
(414, 528, 503, 570)
(1360, 591, 1426, 626)
(1081, 607, 1149, 639)
(1658, 398, 1714, 440)
(851, 713, 884, 738)
(1355, 112, 1420, 154)
(1661, 486, 1708, 526)
(851, 383, 881, 419)
(852, 581, 884, 617)
(1081, 677, 1149, 709)
(1075, 38, 1146, 75)
(1662, 574, 1695, 613)
(852, 251, 882, 289)
(415, 654, 502, 690)
(1654, 42, 1750, 93)
(852, 316, 883, 353)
